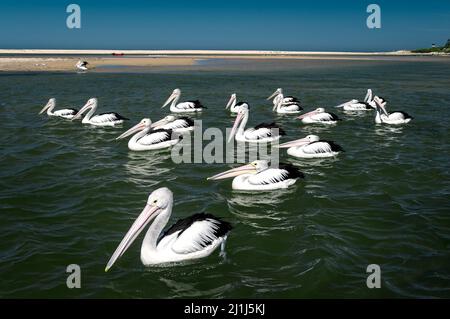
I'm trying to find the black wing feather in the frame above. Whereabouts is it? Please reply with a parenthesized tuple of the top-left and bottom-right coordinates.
(319, 140, 345, 152)
(254, 122, 286, 136)
(157, 213, 232, 245)
(187, 100, 206, 109)
(279, 163, 305, 179)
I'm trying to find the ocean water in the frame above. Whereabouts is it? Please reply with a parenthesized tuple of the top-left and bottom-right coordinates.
(0, 58, 449, 298)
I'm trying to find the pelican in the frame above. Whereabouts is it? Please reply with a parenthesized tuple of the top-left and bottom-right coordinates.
(116, 118, 182, 151)
(38, 98, 78, 119)
(75, 60, 88, 71)
(373, 96, 413, 125)
(277, 135, 344, 158)
(228, 105, 286, 143)
(336, 89, 374, 111)
(297, 108, 340, 124)
(71, 98, 128, 126)
(267, 88, 300, 106)
(162, 89, 204, 113)
(105, 187, 232, 270)
(272, 93, 302, 114)
(150, 115, 195, 133)
(226, 93, 249, 114)
(208, 160, 304, 191)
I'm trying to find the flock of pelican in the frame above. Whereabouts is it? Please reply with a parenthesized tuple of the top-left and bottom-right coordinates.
(39, 87, 412, 270)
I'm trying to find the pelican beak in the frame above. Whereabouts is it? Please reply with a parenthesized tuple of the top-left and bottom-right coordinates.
(374, 97, 389, 116)
(276, 137, 310, 148)
(228, 111, 244, 143)
(105, 204, 160, 272)
(39, 99, 53, 114)
(71, 101, 91, 121)
(150, 118, 168, 128)
(116, 122, 146, 140)
(267, 90, 279, 100)
(207, 164, 256, 180)
(162, 92, 176, 108)
(297, 110, 318, 120)
(226, 95, 236, 109)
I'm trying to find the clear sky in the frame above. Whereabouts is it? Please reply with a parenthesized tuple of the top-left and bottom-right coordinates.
(0, 0, 449, 51)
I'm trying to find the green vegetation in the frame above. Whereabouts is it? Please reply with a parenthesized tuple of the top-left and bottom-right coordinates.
(412, 39, 450, 53)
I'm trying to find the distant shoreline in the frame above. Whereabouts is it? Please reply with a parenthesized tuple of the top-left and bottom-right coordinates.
(1, 49, 447, 56)
(0, 49, 448, 72)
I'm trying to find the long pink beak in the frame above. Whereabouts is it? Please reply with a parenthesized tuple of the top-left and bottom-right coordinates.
(276, 137, 310, 148)
(71, 102, 91, 121)
(207, 164, 256, 180)
(228, 112, 244, 143)
(105, 204, 160, 272)
(116, 122, 146, 140)
(297, 110, 319, 120)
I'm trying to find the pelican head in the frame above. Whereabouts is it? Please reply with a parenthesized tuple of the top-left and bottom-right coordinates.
(373, 96, 389, 116)
(162, 89, 181, 108)
(150, 115, 176, 128)
(228, 105, 249, 143)
(277, 134, 319, 148)
(267, 88, 283, 100)
(116, 118, 151, 140)
(364, 89, 373, 103)
(105, 187, 173, 272)
(39, 98, 56, 114)
(71, 98, 97, 120)
(207, 160, 269, 181)
(226, 93, 237, 109)
(297, 107, 325, 120)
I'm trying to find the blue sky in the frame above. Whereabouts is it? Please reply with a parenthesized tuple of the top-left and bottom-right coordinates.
(0, 0, 449, 51)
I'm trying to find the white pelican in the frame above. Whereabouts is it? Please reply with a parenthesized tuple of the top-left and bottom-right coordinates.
(272, 93, 302, 114)
(267, 88, 300, 106)
(75, 60, 88, 71)
(277, 134, 344, 158)
(228, 105, 286, 143)
(162, 89, 205, 113)
(151, 115, 194, 133)
(297, 108, 340, 124)
(208, 160, 304, 191)
(105, 187, 232, 270)
(116, 118, 182, 151)
(373, 96, 413, 125)
(225, 93, 249, 114)
(336, 89, 374, 111)
(71, 98, 128, 126)
(38, 98, 78, 119)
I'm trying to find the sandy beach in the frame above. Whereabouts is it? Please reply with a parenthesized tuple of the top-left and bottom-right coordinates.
(0, 49, 448, 72)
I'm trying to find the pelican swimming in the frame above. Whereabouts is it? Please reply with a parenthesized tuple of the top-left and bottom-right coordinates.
(372, 96, 413, 125)
(277, 134, 344, 158)
(150, 115, 195, 133)
(105, 187, 232, 270)
(38, 98, 78, 119)
(272, 93, 302, 114)
(336, 89, 375, 111)
(228, 105, 286, 143)
(71, 98, 128, 126)
(208, 160, 304, 191)
(297, 108, 340, 124)
(116, 118, 182, 151)
(226, 93, 249, 114)
(267, 88, 301, 106)
(75, 60, 88, 71)
(162, 89, 204, 113)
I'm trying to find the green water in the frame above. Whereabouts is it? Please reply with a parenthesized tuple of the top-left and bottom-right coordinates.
(1, 58, 449, 298)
